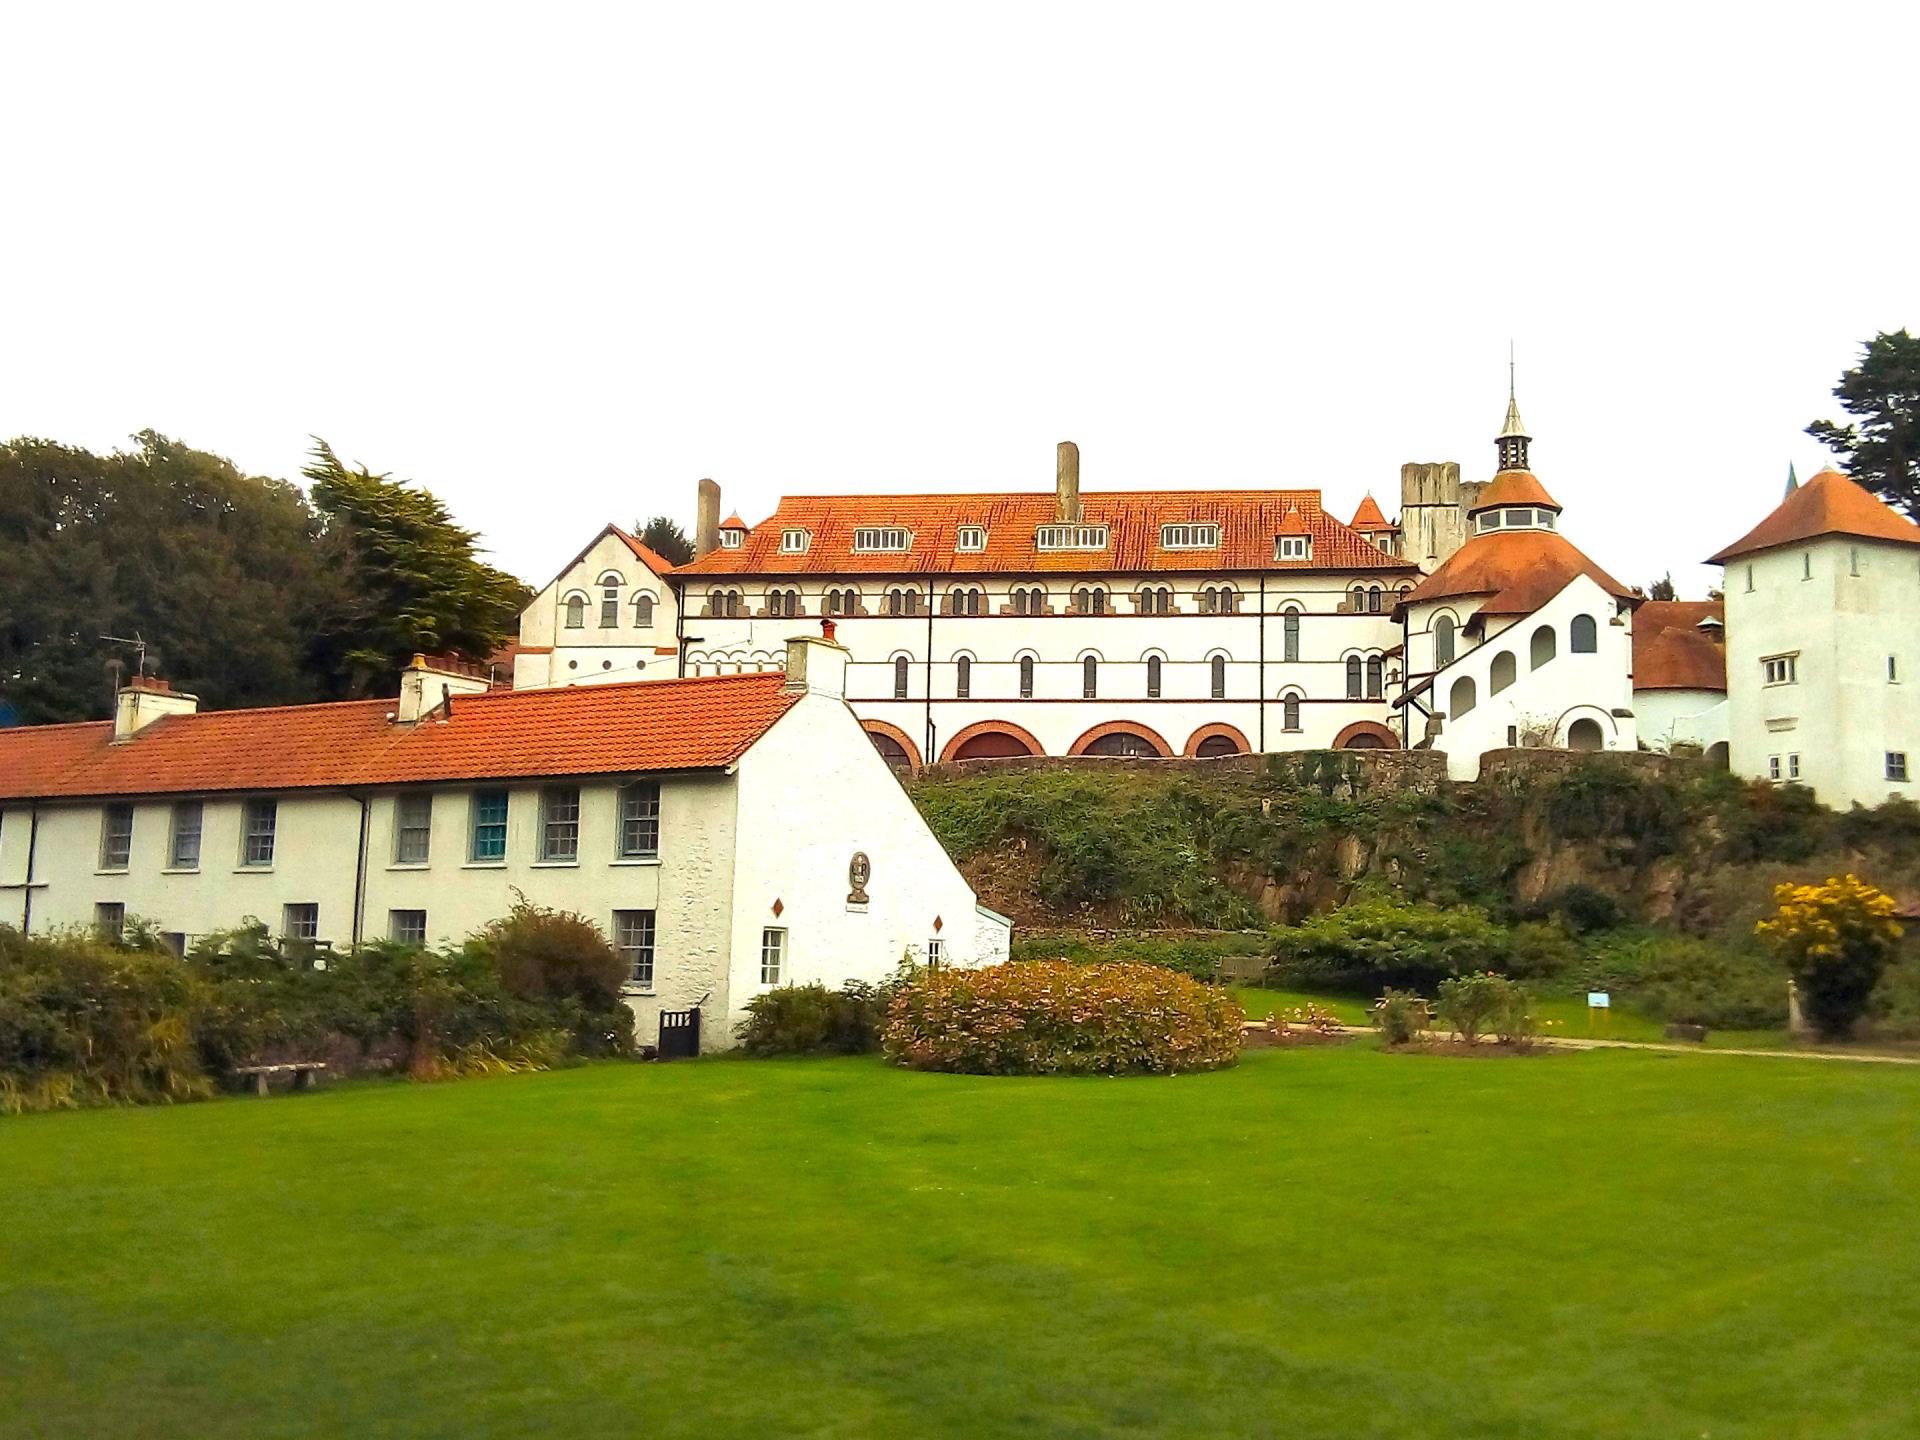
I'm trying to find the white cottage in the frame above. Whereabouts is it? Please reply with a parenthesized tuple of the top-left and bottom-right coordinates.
(0, 639, 1006, 1051)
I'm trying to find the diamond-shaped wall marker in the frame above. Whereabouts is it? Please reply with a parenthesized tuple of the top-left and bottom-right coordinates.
(771, 898, 784, 918)
(932, 915, 943, 932)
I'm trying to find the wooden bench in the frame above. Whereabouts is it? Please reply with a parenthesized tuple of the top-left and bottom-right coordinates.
(232, 1062, 328, 1097)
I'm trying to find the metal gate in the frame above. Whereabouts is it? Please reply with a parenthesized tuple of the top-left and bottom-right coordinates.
(657, 1007, 701, 1060)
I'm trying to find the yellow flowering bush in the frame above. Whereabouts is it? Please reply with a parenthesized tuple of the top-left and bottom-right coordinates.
(1755, 874, 1903, 1039)
(883, 961, 1243, 1075)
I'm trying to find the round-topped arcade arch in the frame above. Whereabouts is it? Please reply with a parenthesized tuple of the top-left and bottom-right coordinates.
(1068, 721, 1174, 758)
(861, 720, 923, 775)
(1183, 722, 1252, 758)
(939, 720, 1045, 763)
(1332, 720, 1400, 750)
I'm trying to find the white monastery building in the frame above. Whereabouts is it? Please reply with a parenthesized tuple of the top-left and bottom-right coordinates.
(0, 640, 1008, 1052)
(1709, 467, 1920, 809)
(517, 390, 1674, 782)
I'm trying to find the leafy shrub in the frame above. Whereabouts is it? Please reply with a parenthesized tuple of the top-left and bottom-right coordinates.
(0, 926, 212, 1112)
(737, 982, 892, 1056)
(474, 899, 626, 1010)
(1581, 930, 1783, 1030)
(883, 961, 1242, 1075)
(1756, 874, 1903, 1039)
(1372, 989, 1428, 1045)
(1868, 957, 1920, 1040)
(1435, 973, 1506, 1044)
(1542, 764, 1686, 862)
(1011, 930, 1265, 981)
(1265, 900, 1510, 992)
(1492, 980, 1537, 1045)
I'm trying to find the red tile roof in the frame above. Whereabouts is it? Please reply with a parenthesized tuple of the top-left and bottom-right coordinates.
(1708, 469, 1920, 564)
(1404, 528, 1636, 618)
(0, 674, 799, 802)
(674, 490, 1417, 578)
(1469, 470, 1560, 514)
(1349, 494, 1394, 530)
(1633, 600, 1727, 692)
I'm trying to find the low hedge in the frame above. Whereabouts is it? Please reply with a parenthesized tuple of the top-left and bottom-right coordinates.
(883, 960, 1243, 1075)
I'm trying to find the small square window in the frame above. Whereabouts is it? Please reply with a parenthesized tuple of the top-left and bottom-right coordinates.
(1787, 753, 1800, 780)
(95, 902, 126, 941)
(780, 528, 810, 553)
(1768, 756, 1781, 782)
(1888, 753, 1910, 783)
(282, 903, 320, 943)
(1762, 654, 1798, 686)
(955, 525, 987, 552)
(1275, 535, 1311, 561)
(615, 909, 656, 988)
(389, 910, 428, 946)
(760, 927, 787, 985)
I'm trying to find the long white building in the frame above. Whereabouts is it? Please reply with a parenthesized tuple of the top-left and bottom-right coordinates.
(0, 640, 1006, 1051)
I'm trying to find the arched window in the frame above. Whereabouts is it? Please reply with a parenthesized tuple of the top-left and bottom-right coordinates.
(1147, 655, 1163, 698)
(1450, 675, 1477, 718)
(1282, 610, 1300, 663)
(724, 590, 744, 618)
(1082, 655, 1099, 699)
(767, 588, 800, 618)
(1139, 586, 1172, 615)
(1490, 651, 1516, 693)
(1210, 654, 1227, 699)
(1366, 655, 1383, 699)
(1074, 586, 1108, 615)
(955, 654, 971, 699)
(600, 573, 623, 627)
(1367, 586, 1382, 613)
(1283, 693, 1302, 731)
(887, 588, 921, 617)
(1351, 586, 1365, 612)
(1531, 624, 1557, 669)
(1571, 614, 1597, 653)
(1013, 587, 1045, 616)
(1435, 614, 1456, 667)
(632, 593, 655, 628)
(1346, 655, 1363, 698)
(948, 587, 983, 616)
(1019, 655, 1035, 698)
(892, 655, 910, 700)
(564, 594, 586, 629)
(1202, 586, 1236, 614)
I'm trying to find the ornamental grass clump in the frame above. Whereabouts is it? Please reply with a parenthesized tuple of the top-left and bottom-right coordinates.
(883, 960, 1242, 1075)
(1756, 874, 1903, 1039)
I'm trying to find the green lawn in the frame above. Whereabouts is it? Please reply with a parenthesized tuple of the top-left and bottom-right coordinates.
(6, 1050, 1918, 1439)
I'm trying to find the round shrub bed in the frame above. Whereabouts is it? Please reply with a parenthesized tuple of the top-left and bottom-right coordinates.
(882, 960, 1243, 1075)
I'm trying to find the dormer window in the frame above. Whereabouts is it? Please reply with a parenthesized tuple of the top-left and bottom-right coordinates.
(719, 529, 744, 550)
(1035, 524, 1108, 551)
(1160, 523, 1219, 550)
(955, 525, 987, 552)
(853, 526, 912, 553)
(1475, 506, 1555, 534)
(780, 528, 810, 554)
(1276, 535, 1311, 561)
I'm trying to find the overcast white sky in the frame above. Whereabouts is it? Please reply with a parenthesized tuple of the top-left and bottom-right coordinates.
(3, 2, 1915, 595)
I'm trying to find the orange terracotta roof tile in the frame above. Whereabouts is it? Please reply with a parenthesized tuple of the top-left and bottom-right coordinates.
(0, 673, 798, 802)
(1468, 470, 1560, 513)
(610, 526, 677, 575)
(1349, 493, 1393, 530)
(1404, 528, 1635, 617)
(1708, 469, 1920, 564)
(1633, 600, 1726, 692)
(719, 513, 748, 530)
(674, 490, 1417, 578)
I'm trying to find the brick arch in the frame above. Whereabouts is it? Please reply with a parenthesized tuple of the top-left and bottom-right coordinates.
(940, 719, 1046, 762)
(861, 719, 923, 773)
(1183, 722, 1252, 757)
(1068, 720, 1174, 758)
(1332, 720, 1400, 750)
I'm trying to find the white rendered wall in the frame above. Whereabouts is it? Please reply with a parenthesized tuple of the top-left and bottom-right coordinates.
(1722, 536, 1920, 808)
(726, 689, 996, 1039)
(1635, 690, 1729, 754)
(515, 531, 678, 689)
(1407, 574, 1639, 780)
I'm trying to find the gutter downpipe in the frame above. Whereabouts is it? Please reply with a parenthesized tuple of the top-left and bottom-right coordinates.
(351, 793, 371, 946)
(924, 579, 936, 770)
(1257, 574, 1267, 753)
(21, 800, 40, 934)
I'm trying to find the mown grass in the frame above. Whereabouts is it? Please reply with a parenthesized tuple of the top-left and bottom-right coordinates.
(5, 1050, 1919, 1438)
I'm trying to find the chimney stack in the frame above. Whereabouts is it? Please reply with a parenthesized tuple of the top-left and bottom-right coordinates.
(784, 631, 850, 699)
(695, 478, 721, 559)
(112, 675, 198, 741)
(396, 654, 493, 724)
(1055, 440, 1081, 524)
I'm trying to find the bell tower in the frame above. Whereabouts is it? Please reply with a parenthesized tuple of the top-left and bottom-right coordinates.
(1496, 353, 1531, 473)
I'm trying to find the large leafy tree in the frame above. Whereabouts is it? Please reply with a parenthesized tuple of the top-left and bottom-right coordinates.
(1807, 329, 1920, 516)
(635, 514, 694, 566)
(0, 433, 329, 723)
(304, 440, 528, 696)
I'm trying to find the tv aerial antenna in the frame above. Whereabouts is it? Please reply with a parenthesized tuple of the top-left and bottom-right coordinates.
(100, 632, 155, 681)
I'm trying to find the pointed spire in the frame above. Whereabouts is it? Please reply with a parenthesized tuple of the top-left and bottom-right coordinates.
(1785, 461, 1799, 496)
(1495, 347, 1531, 472)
